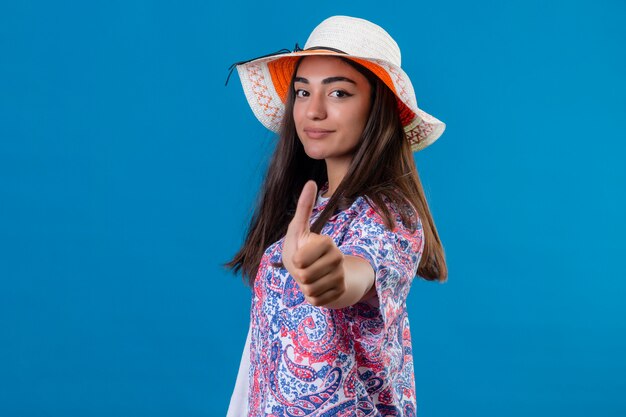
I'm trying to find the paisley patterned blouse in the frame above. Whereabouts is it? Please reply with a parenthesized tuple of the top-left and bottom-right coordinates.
(244, 185, 424, 416)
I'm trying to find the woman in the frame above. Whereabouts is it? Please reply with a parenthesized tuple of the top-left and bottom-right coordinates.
(226, 15, 447, 416)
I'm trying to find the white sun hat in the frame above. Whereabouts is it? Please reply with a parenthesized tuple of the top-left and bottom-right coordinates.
(228, 15, 446, 152)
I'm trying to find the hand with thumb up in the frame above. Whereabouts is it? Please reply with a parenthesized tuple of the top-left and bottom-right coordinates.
(282, 181, 376, 309)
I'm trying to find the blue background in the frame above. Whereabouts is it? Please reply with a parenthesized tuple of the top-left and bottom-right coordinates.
(1, 0, 624, 416)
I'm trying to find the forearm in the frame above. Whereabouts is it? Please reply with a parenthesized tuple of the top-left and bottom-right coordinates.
(323, 255, 376, 309)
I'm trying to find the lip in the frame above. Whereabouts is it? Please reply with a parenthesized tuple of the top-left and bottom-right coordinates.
(303, 128, 335, 139)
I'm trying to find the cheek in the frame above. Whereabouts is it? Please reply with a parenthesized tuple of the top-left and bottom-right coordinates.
(347, 110, 369, 148)
(292, 105, 300, 126)
(347, 103, 370, 134)
(357, 101, 371, 125)
(291, 104, 303, 129)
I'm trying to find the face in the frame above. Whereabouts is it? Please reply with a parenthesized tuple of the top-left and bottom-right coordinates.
(292, 56, 372, 163)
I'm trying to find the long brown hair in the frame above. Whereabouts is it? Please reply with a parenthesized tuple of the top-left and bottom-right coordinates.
(226, 56, 447, 285)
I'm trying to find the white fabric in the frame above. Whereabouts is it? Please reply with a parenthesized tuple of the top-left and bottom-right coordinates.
(226, 324, 251, 416)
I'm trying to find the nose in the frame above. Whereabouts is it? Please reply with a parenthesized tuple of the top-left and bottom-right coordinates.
(306, 92, 327, 120)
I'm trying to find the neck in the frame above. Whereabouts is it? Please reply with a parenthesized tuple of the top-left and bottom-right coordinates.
(323, 156, 353, 198)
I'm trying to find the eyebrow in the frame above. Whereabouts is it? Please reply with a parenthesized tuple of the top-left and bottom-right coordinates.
(294, 76, 357, 85)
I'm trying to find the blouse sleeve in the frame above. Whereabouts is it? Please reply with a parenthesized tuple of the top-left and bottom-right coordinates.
(338, 199, 424, 330)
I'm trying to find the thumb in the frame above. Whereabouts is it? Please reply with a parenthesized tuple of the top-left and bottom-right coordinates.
(289, 180, 318, 237)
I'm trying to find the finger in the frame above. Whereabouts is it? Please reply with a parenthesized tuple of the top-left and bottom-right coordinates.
(288, 180, 317, 237)
(306, 286, 345, 307)
(300, 270, 343, 298)
(294, 244, 343, 282)
(292, 234, 337, 269)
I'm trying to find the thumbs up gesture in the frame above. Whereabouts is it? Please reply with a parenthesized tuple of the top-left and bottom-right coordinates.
(282, 180, 347, 307)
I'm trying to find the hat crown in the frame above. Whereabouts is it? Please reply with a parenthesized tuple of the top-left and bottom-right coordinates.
(303, 16, 401, 67)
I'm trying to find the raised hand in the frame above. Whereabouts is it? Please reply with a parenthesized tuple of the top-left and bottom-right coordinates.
(282, 180, 347, 307)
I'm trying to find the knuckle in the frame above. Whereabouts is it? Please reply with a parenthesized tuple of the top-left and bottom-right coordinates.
(299, 270, 311, 283)
(302, 285, 314, 297)
(308, 296, 323, 306)
(332, 252, 343, 267)
(292, 254, 304, 269)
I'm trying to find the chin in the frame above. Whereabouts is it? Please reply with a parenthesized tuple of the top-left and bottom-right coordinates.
(301, 144, 329, 160)
(303, 151, 327, 160)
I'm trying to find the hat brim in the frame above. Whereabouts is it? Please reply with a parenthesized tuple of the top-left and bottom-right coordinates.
(236, 50, 445, 152)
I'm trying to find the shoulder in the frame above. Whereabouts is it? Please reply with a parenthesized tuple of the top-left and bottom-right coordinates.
(342, 194, 423, 252)
(339, 194, 424, 277)
(348, 194, 421, 232)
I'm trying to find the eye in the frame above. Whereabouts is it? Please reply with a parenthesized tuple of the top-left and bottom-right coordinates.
(330, 90, 352, 98)
(295, 89, 309, 98)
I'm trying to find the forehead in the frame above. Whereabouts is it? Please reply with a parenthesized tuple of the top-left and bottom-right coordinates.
(294, 55, 366, 81)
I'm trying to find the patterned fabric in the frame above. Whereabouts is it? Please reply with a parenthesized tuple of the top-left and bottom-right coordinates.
(247, 186, 425, 416)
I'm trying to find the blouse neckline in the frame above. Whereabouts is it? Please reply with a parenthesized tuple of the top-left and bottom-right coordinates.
(315, 182, 331, 208)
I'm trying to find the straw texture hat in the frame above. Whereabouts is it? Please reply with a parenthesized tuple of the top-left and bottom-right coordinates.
(230, 15, 445, 152)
